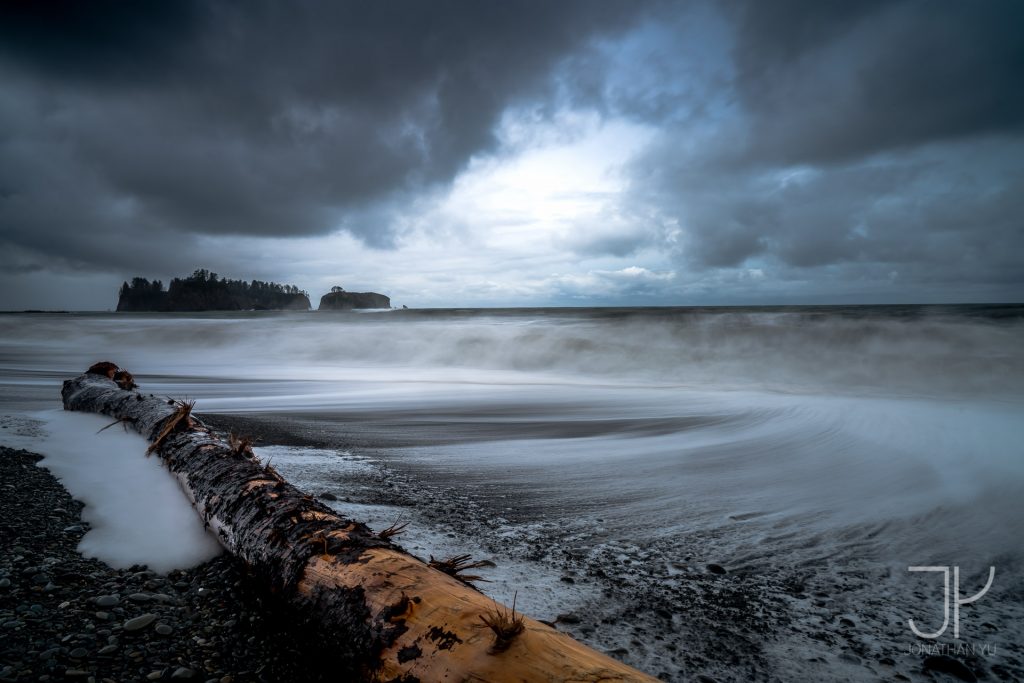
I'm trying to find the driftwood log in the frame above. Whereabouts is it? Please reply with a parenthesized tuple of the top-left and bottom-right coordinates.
(62, 364, 658, 683)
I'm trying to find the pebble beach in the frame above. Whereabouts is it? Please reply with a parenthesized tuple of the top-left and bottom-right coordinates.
(0, 446, 350, 683)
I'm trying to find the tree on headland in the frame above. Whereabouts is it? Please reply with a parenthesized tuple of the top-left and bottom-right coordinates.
(117, 269, 311, 311)
(117, 278, 166, 311)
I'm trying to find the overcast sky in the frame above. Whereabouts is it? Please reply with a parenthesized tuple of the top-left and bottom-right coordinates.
(1, 0, 1022, 309)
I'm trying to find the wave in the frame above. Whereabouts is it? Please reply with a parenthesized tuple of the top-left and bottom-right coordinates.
(2, 306, 1022, 399)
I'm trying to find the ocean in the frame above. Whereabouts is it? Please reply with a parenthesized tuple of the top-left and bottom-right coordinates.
(1, 305, 1022, 681)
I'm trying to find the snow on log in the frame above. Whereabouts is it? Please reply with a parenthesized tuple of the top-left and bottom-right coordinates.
(62, 363, 659, 683)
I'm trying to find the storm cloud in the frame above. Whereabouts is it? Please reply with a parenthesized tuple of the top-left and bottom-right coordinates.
(0, 0, 647, 266)
(1, 0, 1022, 307)
(610, 0, 1024, 301)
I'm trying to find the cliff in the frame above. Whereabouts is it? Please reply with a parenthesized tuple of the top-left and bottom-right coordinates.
(117, 270, 311, 312)
(318, 288, 391, 310)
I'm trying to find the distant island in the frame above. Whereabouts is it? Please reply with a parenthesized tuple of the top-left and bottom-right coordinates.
(318, 286, 391, 310)
(117, 269, 311, 311)
(116, 270, 391, 311)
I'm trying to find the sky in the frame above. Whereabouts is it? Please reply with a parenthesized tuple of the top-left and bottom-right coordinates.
(1, 0, 1022, 309)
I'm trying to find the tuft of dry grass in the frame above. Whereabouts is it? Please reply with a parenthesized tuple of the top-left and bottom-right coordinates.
(479, 593, 525, 653)
(147, 398, 195, 455)
(428, 553, 493, 585)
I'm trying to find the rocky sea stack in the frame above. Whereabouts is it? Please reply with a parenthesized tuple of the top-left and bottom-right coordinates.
(318, 286, 390, 310)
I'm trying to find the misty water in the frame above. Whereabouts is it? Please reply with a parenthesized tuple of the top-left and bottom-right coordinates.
(1, 305, 1022, 681)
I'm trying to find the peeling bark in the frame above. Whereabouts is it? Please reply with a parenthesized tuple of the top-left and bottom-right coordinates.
(62, 365, 659, 683)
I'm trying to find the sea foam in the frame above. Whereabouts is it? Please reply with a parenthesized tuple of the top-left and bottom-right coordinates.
(32, 409, 221, 572)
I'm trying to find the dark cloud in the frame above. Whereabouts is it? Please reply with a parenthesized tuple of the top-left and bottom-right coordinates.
(628, 135, 1024, 291)
(0, 0, 650, 272)
(613, 0, 1024, 299)
(0, 1, 203, 82)
(728, 0, 1024, 164)
(2, 0, 1022, 306)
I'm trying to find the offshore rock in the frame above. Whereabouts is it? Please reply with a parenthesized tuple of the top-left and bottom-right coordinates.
(318, 289, 390, 310)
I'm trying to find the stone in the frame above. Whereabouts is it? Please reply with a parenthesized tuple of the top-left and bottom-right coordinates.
(0, 578, 10, 589)
(123, 613, 157, 632)
(98, 644, 118, 655)
(171, 667, 195, 679)
(706, 563, 727, 575)
(127, 592, 152, 602)
(95, 595, 119, 608)
(155, 623, 173, 635)
(69, 647, 88, 658)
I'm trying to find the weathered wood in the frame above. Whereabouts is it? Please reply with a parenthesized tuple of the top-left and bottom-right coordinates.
(62, 364, 659, 683)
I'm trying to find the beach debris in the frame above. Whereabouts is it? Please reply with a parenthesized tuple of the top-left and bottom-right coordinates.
(377, 520, 409, 541)
(428, 554, 494, 585)
(96, 416, 137, 434)
(86, 360, 137, 390)
(147, 399, 195, 455)
(87, 361, 120, 377)
(60, 365, 660, 682)
(113, 369, 138, 390)
(479, 593, 525, 653)
(261, 460, 285, 482)
(228, 432, 254, 458)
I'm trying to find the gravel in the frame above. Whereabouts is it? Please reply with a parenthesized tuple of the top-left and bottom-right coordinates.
(0, 446, 359, 682)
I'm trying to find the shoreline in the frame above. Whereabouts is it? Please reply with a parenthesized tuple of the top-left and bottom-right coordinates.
(202, 412, 1024, 683)
(0, 446, 355, 683)
(4, 400, 1023, 682)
